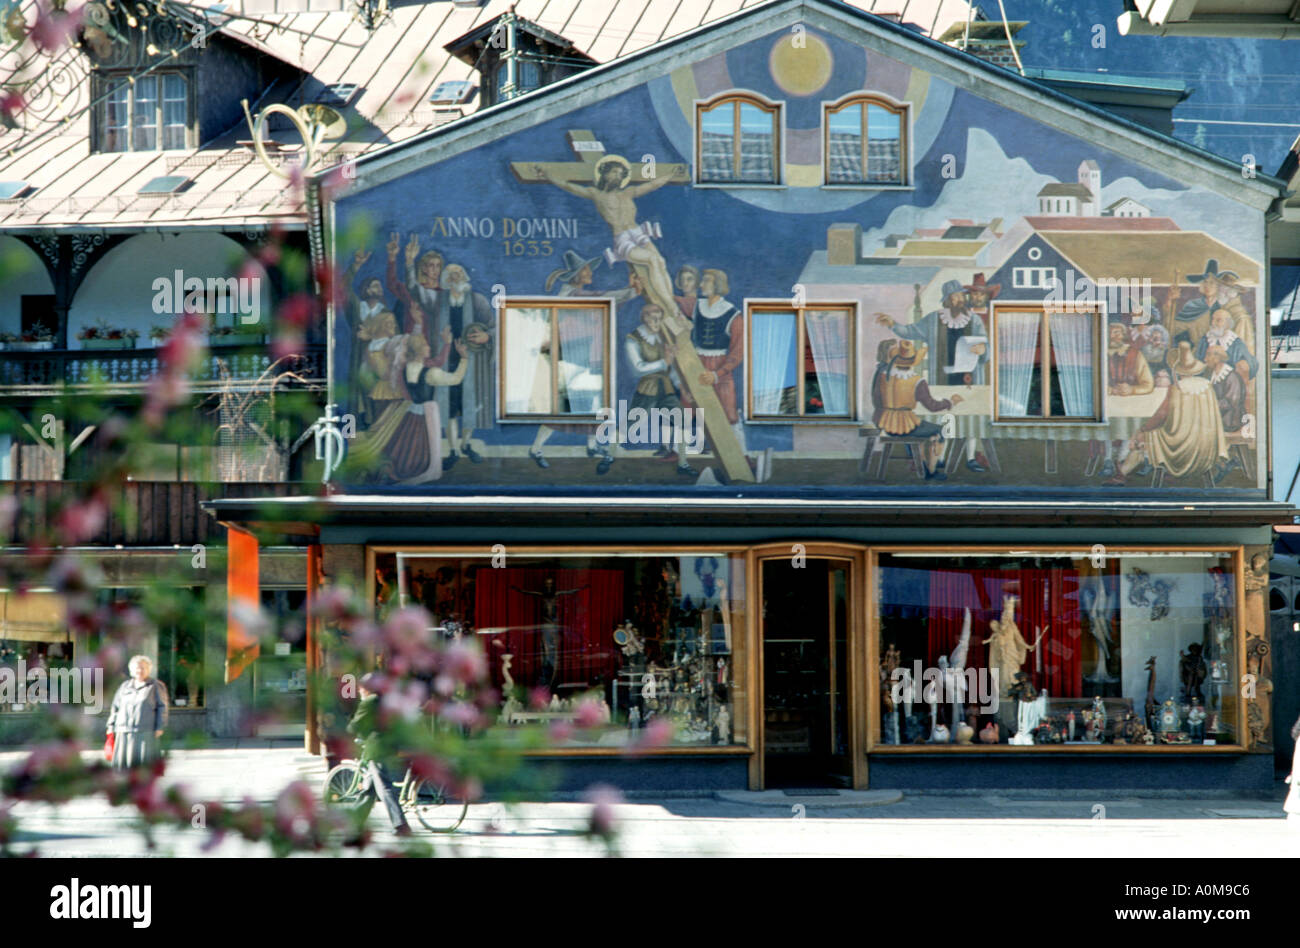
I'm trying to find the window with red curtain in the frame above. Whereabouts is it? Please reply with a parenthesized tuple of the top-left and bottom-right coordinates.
(925, 567, 1083, 698)
(474, 566, 623, 691)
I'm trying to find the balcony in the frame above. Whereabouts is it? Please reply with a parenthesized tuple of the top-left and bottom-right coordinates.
(0, 342, 327, 397)
(0, 481, 312, 547)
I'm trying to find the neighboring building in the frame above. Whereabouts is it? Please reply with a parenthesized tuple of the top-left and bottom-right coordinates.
(202, 0, 1291, 793)
(1036, 182, 1094, 216)
(1105, 197, 1152, 218)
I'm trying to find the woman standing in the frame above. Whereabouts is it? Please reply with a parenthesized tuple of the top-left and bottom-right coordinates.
(106, 655, 169, 770)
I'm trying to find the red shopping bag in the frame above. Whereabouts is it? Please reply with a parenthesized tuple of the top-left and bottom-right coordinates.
(103, 732, 115, 762)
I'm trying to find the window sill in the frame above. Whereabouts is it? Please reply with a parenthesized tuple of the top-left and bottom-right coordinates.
(821, 183, 914, 191)
(498, 415, 607, 425)
(868, 743, 1248, 754)
(747, 416, 858, 425)
(692, 182, 786, 190)
(990, 419, 1106, 427)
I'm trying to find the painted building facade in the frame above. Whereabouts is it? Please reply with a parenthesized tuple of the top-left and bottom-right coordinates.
(217, 0, 1294, 790)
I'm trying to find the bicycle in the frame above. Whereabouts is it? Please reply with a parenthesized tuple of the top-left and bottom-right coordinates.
(322, 748, 468, 833)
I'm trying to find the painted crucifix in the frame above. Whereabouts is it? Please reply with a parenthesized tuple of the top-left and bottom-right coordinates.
(512, 132, 754, 482)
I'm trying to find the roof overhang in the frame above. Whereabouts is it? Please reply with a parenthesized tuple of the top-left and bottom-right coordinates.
(203, 494, 1299, 532)
(1118, 0, 1300, 38)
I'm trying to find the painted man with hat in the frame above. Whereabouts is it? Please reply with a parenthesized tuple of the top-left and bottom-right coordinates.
(1104, 340, 1228, 486)
(533, 153, 685, 317)
(1170, 259, 1254, 354)
(870, 338, 963, 481)
(875, 279, 989, 387)
(1194, 304, 1257, 383)
(1099, 315, 1155, 478)
(876, 278, 989, 471)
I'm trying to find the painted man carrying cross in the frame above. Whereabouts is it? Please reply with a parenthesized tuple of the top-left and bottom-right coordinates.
(531, 155, 685, 315)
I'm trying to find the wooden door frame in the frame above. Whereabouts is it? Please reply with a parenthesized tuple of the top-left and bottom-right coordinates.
(748, 542, 868, 791)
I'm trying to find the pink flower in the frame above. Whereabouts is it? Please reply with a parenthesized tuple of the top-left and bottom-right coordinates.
(572, 698, 603, 730)
(441, 638, 488, 685)
(47, 554, 103, 594)
(55, 498, 107, 545)
(380, 680, 428, 721)
(408, 753, 451, 787)
(528, 687, 551, 711)
(627, 717, 675, 755)
(273, 781, 318, 844)
(30, 3, 82, 53)
(0, 91, 24, 125)
(583, 784, 623, 840)
(440, 701, 482, 729)
(548, 720, 573, 743)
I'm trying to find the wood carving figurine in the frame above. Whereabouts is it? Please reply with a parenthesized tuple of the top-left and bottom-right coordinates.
(1143, 655, 1158, 728)
(982, 594, 1045, 714)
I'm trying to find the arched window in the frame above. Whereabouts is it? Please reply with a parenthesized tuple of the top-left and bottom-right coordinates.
(696, 94, 781, 184)
(824, 95, 908, 185)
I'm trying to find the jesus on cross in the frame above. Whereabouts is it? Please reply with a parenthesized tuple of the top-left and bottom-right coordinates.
(531, 155, 687, 318)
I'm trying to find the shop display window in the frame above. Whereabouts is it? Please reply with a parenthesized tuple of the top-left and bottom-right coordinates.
(374, 550, 748, 748)
(875, 550, 1239, 748)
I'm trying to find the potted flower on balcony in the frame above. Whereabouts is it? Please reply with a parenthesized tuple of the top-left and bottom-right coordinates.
(79, 322, 139, 350)
(3, 322, 57, 351)
(210, 323, 266, 348)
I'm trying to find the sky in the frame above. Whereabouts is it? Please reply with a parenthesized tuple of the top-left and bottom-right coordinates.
(996, 0, 1299, 175)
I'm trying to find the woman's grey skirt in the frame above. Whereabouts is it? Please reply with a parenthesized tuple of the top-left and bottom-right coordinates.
(110, 731, 161, 770)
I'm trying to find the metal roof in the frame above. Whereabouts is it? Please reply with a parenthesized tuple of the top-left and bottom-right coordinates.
(0, 0, 978, 234)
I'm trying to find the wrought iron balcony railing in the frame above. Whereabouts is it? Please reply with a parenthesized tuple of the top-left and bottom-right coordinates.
(0, 343, 327, 396)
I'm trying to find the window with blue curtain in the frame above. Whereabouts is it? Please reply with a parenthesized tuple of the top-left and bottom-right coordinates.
(750, 305, 854, 418)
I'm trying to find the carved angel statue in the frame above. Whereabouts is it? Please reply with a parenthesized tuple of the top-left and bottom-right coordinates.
(943, 608, 972, 723)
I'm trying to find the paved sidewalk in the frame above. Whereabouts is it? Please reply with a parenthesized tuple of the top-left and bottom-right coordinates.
(3, 746, 1297, 857)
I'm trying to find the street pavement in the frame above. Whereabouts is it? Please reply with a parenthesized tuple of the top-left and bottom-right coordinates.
(3, 744, 1299, 857)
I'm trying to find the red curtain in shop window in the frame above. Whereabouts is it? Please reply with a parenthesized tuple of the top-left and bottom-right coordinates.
(474, 567, 623, 691)
(926, 568, 1082, 698)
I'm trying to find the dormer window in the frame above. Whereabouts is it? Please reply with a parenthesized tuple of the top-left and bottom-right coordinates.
(95, 71, 194, 153)
(445, 13, 595, 107)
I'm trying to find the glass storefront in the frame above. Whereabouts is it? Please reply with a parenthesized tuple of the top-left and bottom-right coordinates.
(368, 545, 1248, 757)
(373, 550, 748, 748)
(874, 550, 1240, 748)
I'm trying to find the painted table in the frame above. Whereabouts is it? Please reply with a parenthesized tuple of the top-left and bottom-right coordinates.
(915, 385, 1170, 474)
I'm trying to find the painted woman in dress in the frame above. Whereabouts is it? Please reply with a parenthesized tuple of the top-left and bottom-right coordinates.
(106, 655, 169, 770)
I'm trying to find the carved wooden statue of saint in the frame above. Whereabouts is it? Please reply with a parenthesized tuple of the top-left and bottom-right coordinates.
(982, 594, 1046, 724)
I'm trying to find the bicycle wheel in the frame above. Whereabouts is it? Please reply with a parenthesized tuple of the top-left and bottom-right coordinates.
(407, 777, 468, 832)
(322, 762, 371, 811)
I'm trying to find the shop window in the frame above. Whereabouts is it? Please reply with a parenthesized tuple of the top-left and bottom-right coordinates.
(499, 300, 611, 421)
(993, 306, 1102, 421)
(748, 303, 855, 419)
(874, 550, 1240, 748)
(696, 94, 781, 184)
(824, 95, 908, 185)
(253, 589, 308, 735)
(0, 591, 74, 712)
(90, 587, 206, 709)
(375, 550, 749, 749)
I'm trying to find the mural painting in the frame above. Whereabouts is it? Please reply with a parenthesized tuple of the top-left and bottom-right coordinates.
(329, 25, 1268, 494)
